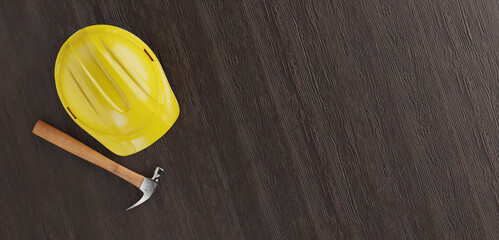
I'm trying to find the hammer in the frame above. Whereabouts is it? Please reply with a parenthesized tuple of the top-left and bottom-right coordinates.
(33, 120, 163, 210)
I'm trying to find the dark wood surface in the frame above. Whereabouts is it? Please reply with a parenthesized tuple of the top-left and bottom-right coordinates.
(1, 0, 499, 239)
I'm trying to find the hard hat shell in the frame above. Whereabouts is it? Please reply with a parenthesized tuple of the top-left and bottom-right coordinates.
(55, 25, 179, 156)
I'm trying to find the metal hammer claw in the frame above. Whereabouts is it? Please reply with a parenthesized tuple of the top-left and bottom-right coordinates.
(33, 120, 163, 211)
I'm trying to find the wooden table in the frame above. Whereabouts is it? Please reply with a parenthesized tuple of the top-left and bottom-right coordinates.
(1, 0, 499, 239)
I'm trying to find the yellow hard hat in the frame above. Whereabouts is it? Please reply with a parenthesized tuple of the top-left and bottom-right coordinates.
(55, 25, 179, 156)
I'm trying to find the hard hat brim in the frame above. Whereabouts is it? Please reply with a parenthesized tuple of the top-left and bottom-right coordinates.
(90, 103, 179, 156)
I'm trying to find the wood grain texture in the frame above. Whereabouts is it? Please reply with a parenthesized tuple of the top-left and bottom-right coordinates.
(32, 120, 145, 188)
(1, 0, 499, 239)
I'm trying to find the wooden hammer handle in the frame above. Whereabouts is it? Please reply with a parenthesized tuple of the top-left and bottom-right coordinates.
(33, 120, 144, 188)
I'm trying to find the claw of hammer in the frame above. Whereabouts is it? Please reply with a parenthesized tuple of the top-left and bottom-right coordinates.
(126, 167, 164, 211)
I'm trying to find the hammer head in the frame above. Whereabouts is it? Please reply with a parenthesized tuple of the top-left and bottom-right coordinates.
(126, 167, 164, 211)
